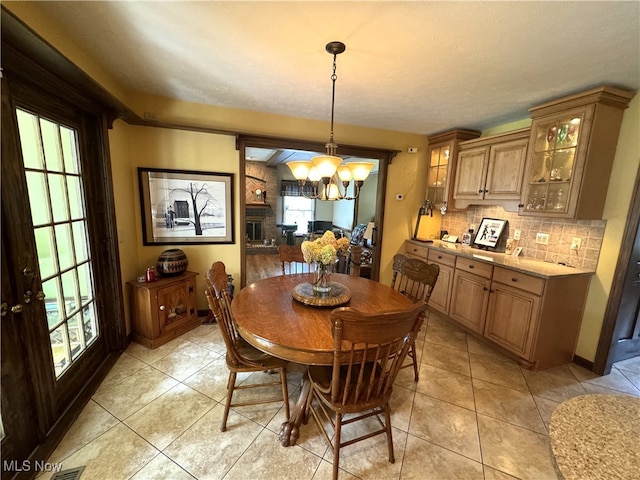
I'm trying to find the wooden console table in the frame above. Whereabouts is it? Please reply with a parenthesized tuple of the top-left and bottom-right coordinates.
(127, 271, 200, 349)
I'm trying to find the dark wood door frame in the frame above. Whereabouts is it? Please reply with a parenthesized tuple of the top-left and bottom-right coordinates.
(594, 165, 640, 374)
(236, 134, 399, 288)
(2, 9, 127, 479)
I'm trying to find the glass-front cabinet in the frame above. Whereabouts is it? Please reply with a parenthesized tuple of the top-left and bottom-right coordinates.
(519, 86, 634, 219)
(523, 112, 583, 214)
(425, 129, 480, 213)
(427, 142, 450, 207)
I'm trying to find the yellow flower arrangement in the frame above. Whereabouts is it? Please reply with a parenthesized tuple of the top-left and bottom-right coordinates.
(301, 230, 350, 266)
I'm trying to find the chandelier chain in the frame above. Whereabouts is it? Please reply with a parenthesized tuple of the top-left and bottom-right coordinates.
(328, 52, 338, 152)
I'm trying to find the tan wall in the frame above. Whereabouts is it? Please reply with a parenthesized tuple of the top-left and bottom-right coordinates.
(7, 3, 639, 361)
(577, 96, 639, 360)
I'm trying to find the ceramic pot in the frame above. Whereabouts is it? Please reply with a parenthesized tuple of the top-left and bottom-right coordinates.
(156, 249, 188, 276)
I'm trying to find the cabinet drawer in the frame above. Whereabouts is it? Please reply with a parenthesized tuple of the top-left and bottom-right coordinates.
(493, 267, 545, 295)
(455, 258, 493, 278)
(405, 242, 429, 259)
(428, 250, 456, 267)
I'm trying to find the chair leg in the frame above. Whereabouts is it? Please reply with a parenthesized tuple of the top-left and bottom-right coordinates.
(332, 413, 342, 480)
(411, 343, 419, 382)
(222, 371, 237, 432)
(280, 367, 290, 420)
(384, 403, 395, 464)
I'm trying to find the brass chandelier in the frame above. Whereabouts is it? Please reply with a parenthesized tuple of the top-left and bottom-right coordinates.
(287, 41, 375, 201)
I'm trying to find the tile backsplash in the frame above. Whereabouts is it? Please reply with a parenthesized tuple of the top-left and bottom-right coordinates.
(440, 206, 605, 270)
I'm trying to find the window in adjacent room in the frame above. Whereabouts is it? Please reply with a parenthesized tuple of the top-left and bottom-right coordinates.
(283, 196, 314, 234)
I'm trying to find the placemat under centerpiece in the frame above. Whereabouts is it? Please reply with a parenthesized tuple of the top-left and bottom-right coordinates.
(292, 282, 351, 307)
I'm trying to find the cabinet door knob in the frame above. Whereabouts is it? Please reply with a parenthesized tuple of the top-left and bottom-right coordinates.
(159, 305, 166, 311)
(469, 265, 474, 269)
(512, 278, 518, 282)
(518, 204, 524, 208)
(483, 287, 488, 291)
(478, 189, 483, 194)
(437, 255, 442, 259)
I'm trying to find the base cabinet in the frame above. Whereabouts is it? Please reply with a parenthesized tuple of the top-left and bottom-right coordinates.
(449, 270, 491, 333)
(405, 240, 591, 369)
(485, 281, 541, 359)
(426, 250, 456, 315)
(128, 271, 201, 349)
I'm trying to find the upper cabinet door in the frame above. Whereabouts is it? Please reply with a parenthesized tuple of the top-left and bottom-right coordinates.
(453, 147, 489, 200)
(453, 128, 530, 211)
(426, 141, 451, 208)
(425, 129, 481, 214)
(484, 138, 528, 200)
(519, 86, 634, 219)
(520, 109, 586, 216)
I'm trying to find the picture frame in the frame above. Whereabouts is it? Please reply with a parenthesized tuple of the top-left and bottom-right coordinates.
(473, 218, 507, 249)
(138, 167, 235, 245)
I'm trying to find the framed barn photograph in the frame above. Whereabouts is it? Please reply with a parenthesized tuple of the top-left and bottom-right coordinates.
(138, 167, 235, 245)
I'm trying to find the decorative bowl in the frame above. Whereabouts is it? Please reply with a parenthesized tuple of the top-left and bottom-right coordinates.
(156, 249, 188, 276)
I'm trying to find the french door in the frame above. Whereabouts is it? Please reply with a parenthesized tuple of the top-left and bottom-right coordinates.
(1, 72, 124, 478)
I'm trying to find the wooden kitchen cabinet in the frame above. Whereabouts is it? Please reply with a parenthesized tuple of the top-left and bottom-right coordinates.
(128, 271, 200, 349)
(453, 128, 529, 211)
(519, 86, 634, 219)
(484, 278, 541, 359)
(484, 267, 590, 369)
(449, 258, 492, 333)
(405, 241, 429, 260)
(425, 129, 480, 214)
(426, 249, 456, 315)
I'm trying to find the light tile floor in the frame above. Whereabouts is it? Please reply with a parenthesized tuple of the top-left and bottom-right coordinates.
(41, 312, 640, 480)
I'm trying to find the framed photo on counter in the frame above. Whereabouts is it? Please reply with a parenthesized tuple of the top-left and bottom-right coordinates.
(474, 218, 507, 249)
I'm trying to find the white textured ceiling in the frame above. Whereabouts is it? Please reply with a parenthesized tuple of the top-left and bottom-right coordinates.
(27, 1, 640, 136)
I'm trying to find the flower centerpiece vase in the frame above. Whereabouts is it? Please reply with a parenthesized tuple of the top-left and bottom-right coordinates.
(313, 263, 332, 293)
(301, 230, 350, 297)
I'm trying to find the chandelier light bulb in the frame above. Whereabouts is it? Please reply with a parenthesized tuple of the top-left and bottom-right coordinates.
(349, 162, 375, 181)
(287, 161, 312, 180)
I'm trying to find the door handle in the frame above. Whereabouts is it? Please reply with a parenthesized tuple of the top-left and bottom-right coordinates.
(10, 304, 24, 314)
(1, 302, 26, 315)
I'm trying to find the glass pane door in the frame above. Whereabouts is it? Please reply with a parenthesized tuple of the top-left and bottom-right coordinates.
(524, 115, 581, 213)
(16, 109, 99, 378)
(426, 144, 449, 207)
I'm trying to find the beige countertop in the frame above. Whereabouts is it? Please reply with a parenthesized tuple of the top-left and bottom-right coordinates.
(549, 394, 640, 480)
(407, 239, 594, 279)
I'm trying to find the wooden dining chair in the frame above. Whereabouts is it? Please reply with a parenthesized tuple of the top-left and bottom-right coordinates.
(390, 254, 440, 381)
(278, 244, 311, 274)
(205, 261, 290, 431)
(306, 301, 427, 480)
(347, 245, 362, 277)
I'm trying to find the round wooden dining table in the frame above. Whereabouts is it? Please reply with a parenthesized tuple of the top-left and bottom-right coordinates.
(231, 272, 414, 446)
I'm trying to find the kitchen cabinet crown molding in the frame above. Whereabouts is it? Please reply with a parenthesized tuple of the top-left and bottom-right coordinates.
(528, 86, 635, 118)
